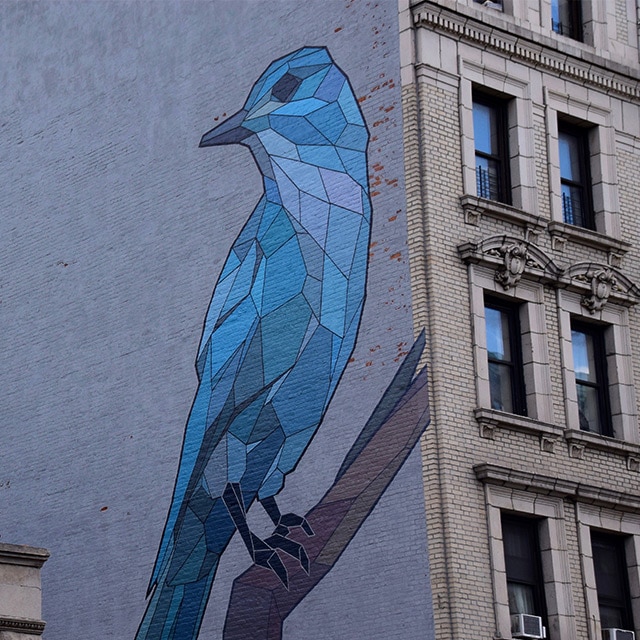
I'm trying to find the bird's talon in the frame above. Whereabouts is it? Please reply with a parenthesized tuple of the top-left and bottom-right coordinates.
(279, 513, 314, 537)
(265, 532, 310, 575)
(267, 552, 289, 588)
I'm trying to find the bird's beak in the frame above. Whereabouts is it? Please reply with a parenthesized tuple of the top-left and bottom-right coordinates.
(199, 109, 252, 147)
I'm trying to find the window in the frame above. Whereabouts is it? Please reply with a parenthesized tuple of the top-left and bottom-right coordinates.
(485, 296, 526, 415)
(551, 0, 583, 40)
(557, 290, 636, 442)
(578, 504, 640, 640)
(558, 121, 593, 229)
(465, 263, 553, 424)
(473, 92, 511, 204)
(502, 514, 548, 624)
(591, 530, 634, 632)
(482, 482, 573, 639)
(571, 321, 612, 436)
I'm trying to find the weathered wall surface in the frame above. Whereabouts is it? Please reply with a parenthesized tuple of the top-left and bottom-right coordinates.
(0, 1, 433, 638)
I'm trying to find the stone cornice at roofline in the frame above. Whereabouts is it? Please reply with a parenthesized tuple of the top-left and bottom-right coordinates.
(412, 2, 640, 100)
(0, 543, 50, 568)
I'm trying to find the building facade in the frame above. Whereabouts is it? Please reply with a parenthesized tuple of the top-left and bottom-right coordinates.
(5, 2, 640, 639)
(400, 1, 640, 639)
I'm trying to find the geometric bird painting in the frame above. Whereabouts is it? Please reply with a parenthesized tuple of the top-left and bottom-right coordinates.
(135, 47, 373, 640)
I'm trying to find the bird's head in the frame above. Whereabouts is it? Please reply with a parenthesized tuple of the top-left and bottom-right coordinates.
(199, 47, 367, 154)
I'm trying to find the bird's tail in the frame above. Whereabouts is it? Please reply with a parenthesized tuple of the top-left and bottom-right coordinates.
(135, 497, 236, 640)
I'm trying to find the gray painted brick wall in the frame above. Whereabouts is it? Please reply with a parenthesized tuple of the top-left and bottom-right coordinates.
(0, 1, 434, 638)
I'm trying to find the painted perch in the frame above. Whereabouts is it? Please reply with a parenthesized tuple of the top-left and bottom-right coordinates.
(223, 331, 430, 640)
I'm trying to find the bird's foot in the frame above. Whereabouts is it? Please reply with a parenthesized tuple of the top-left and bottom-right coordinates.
(250, 527, 312, 588)
(251, 533, 290, 588)
(265, 532, 310, 575)
(260, 496, 314, 537)
(273, 512, 314, 538)
(254, 497, 314, 584)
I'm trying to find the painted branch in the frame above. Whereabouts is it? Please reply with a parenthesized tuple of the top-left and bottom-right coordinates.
(223, 335, 430, 640)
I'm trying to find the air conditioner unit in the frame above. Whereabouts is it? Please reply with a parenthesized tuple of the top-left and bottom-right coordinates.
(602, 629, 635, 640)
(511, 614, 546, 639)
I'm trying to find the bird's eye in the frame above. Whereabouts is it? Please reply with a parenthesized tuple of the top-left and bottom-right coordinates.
(271, 73, 302, 102)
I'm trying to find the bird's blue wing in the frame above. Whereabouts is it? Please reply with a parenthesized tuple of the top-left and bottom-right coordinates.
(149, 217, 264, 590)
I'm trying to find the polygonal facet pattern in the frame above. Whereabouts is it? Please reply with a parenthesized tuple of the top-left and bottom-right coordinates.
(136, 46, 371, 640)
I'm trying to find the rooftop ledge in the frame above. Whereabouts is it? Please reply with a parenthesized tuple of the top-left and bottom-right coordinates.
(0, 544, 49, 568)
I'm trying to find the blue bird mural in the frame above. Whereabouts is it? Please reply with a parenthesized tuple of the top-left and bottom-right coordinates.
(135, 46, 371, 640)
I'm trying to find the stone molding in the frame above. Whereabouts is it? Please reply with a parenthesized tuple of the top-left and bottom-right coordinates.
(413, 6, 640, 100)
(547, 221, 631, 261)
(474, 408, 562, 437)
(0, 544, 49, 569)
(458, 234, 640, 307)
(564, 429, 640, 470)
(458, 202, 632, 259)
(474, 410, 640, 463)
(0, 616, 46, 636)
(460, 195, 545, 239)
(474, 463, 640, 511)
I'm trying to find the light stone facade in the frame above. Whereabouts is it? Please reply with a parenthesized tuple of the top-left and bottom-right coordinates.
(0, 544, 48, 640)
(400, 1, 640, 639)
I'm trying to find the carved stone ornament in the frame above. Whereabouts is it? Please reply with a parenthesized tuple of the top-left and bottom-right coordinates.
(581, 268, 618, 314)
(627, 455, 640, 473)
(568, 442, 585, 459)
(540, 434, 558, 454)
(494, 242, 528, 290)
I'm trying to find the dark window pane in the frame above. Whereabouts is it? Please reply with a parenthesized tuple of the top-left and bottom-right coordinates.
(575, 384, 600, 432)
(489, 362, 514, 412)
(561, 184, 584, 226)
(592, 531, 633, 631)
(502, 514, 546, 621)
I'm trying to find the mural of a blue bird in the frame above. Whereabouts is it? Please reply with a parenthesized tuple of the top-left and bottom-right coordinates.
(136, 46, 371, 640)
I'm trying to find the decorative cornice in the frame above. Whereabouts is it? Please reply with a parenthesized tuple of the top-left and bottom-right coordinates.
(413, 7, 640, 100)
(0, 544, 50, 568)
(458, 235, 640, 306)
(565, 262, 640, 309)
(474, 408, 563, 448)
(460, 195, 546, 239)
(564, 428, 640, 462)
(458, 234, 562, 284)
(474, 463, 640, 511)
(547, 221, 631, 260)
(0, 616, 46, 636)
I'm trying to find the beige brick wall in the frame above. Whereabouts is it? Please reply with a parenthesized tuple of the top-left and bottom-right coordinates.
(402, 2, 640, 639)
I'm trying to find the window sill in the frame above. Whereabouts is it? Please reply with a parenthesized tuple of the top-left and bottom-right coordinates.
(474, 408, 564, 448)
(475, 410, 640, 469)
(461, 195, 546, 238)
(547, 221, 631, 263)
(564, 429, 640, 470)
